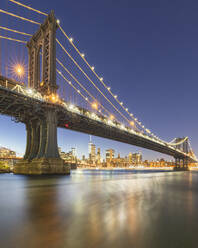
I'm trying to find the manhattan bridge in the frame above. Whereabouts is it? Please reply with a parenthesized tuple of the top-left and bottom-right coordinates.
(0, 0, 197, 174)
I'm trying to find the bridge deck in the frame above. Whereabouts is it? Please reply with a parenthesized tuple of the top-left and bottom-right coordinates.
(0, 76, 195, 162)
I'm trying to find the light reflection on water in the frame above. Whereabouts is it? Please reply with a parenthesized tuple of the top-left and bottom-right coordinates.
(0, 170, 197, 248)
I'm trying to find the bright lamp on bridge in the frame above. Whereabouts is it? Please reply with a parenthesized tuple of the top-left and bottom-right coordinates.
(91, 102, 98, 110)
(110, 115, 114, 120)
(130, 121, 134, 126)
(14, 64, 25, 78)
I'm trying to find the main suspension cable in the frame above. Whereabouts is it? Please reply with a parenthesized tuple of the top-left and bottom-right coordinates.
(9, 0, 48, 16)
(0, 9, 40, 25)
(58, 25, 152, 133)
(56, 39, 133, 126)
(57, 68, 106, 118)
(0, 26, 31, 36)
(56, 58, 113, 118)
(0, 35, 27, 44)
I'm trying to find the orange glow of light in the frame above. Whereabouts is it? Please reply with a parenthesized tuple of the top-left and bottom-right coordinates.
(49, 94, 59, 103)
(110, 115, 114, 120)
(130, 121, 135, 126)
(91, 102, 98, 110)
(14, 64, 25, 78)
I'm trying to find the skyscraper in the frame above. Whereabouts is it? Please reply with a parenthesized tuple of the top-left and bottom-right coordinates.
(88, 136, 96, 164)
(96, 148, 101, 164)
(71, 147, 76, 158)
(88, 135, 92, 155)
(106, 149, 115, 162)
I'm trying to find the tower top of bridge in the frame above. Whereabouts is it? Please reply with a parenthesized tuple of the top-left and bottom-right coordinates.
(27, 10, 58, 95)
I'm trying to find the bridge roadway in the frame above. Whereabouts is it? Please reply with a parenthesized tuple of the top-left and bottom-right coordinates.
(0, 76, 195, 164)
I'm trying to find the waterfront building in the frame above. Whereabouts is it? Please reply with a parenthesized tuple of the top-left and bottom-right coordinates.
(106, 149, 115, 167)
(0, 147, 16, 158)
(96, 148, 101, 165)
(71, 148, 76, 158)
(132, 152, 142, 165)
(128, 152, 132, 164)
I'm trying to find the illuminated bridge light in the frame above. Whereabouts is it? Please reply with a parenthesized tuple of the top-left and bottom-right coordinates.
(12, 63, 25, 79)
(110, 115, 114, 120)
(130, 121, 134, 126)
(68, 104, 74, 110)
(107, 119, 113, 125)
(91, 102, 98, 110)
(27, 88, 33, 95)
(120, 124, 125, 130)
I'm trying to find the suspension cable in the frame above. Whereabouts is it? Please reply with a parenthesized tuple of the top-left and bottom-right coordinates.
(56, 39, 133, 126)
(57, 69, 106, 117)
(56, 58, 113, 118)
(0, 9, 40, 25)
(9, 0, 48, 16)
(0, 35, 27, 44)
(58, 25, 153, 134)
(0, 26, 31, 36)
(167, 137, 188, 146)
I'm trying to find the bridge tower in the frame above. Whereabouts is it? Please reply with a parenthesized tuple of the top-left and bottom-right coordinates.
(14, 11, 69, 175)
(27, 11, 58, 95)
(174, 137, 189, 171)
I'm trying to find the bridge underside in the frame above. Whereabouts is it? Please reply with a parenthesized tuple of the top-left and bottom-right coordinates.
(0, 84, 194, 174)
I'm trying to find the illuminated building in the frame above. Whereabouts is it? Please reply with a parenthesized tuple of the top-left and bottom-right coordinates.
(0, 147, 16, 158)
(128, 152, 132, 164)
(71, 148, 76, 158)
(88, 135, 92, 156)
(96, 148, 101, 164)
(90, 144, 96, 163)
(106, 149, 115, 166)
(132, 152, 142, 165)
(88, 136, 96, 164)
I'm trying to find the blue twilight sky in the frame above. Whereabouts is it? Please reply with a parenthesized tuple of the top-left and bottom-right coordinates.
(0, 0, 198, 160)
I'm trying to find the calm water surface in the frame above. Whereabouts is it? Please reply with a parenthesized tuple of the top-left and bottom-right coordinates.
(0, 170, 198, 248)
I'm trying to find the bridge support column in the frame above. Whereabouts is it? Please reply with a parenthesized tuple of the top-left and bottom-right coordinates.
(14, 109, 70, 175)
(173, 157, 189, 171)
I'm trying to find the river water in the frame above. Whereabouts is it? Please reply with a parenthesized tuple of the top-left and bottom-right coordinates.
(0, 170, 198, 248)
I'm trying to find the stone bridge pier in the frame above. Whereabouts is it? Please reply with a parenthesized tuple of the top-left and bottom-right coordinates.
(14, 109, 70, 175)
(173, 157, 189, 171)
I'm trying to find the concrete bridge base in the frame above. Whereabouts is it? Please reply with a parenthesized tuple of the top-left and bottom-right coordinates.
(13, 109, 70, 175)
(14, 158, 70, 175)
(173, 158, 189, 172)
